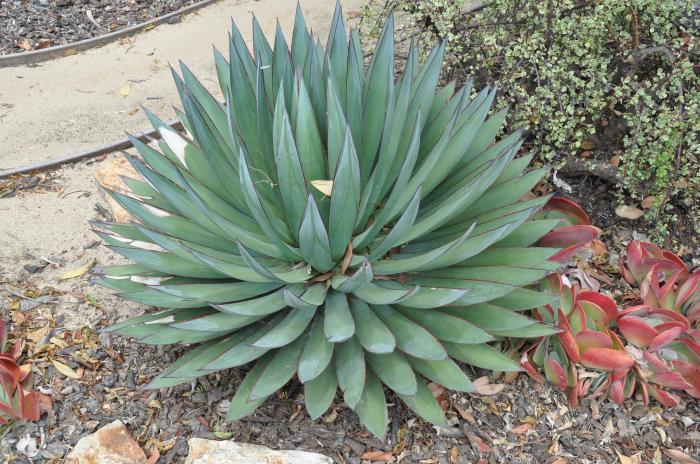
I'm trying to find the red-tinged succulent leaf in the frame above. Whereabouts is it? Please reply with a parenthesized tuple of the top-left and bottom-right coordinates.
(659, 270, 685, 308)
(641, 266, 662, 308)
(542, 197, 591, 226)
(623, 372, 636, 400)
(625, 241, 688, 285)
(650, 308, 691, 331)
(639, 381, 650, 406)
(540, 273, 563, 295)
(644, 352, 693, 390)
(0, 357, 20, 393)
(19, 389, 40, 421)
(520, 348, 545, 383)
(557, 310, 580, 363)
(580, 348, 634, 371)
(673, 364, 700, 398)
(649, 370, 691, 390)
(539, 225, 600, 263)
(10, 340, 23, 361)
(0, 320, 6, 352)
(648, 384, 680, 407)
(577, 291, 618, 324)
(610, 379, 625, 404)
(687, 302, 700, 323)
(576, 330, 613, 352)
(17, 364, 32, 387)
(578, 301, 610, 327)
(560, 285, 575, 317)
(677, 272, 700, 309)
(566, 386, 579, 408)
(568, 304, 587, 335)
(618, 316, 658, 348)
(620, 262, 635, 286)
(607, 329, 627, 351)
(544, 358, 568, 390)
(678, 338, 700, 359)
(649, 327, 681, 351)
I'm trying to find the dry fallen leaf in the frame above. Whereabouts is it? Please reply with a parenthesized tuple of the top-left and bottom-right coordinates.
(59, 258, 96, 280)
(361, 450, 394, 462)
(310, 180, 333, 196)
(664, 449, 700, 464)
(641, 195, 657, 209)
(454, 404, 476, 423)
(450, 447, 459, 464)
(616, 451, 643, 464)
(27, 325, 50, 343)
(18, 38, 32, 51)
(615, 205, 644, 220)
(36, 39, 52, 50)
(510, 423, 534, 435)
(587, 238, 608, 256)
(466, 432, 492, 453)
(610, 154, 621, 167)
(120, 84, 131, 97)
(52, 359, 82, 379)
(95, 155, 141, 222)
(472, 376, 505, 395)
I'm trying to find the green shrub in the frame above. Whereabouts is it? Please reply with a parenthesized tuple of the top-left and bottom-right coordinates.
(362, 0, 700, 241)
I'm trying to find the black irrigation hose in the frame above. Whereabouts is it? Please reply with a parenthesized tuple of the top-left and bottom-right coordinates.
(0, 119, 183, 179)
(0, 0, 221, 68)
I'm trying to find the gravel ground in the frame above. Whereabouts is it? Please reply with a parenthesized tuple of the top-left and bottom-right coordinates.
(0, 0, 204, 54)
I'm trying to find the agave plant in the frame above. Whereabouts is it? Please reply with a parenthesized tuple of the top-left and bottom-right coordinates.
(0, 320, 40, 424)
(95, 4, 587, 436)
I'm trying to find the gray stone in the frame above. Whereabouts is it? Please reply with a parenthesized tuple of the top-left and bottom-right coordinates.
(184, 438, 333, 464)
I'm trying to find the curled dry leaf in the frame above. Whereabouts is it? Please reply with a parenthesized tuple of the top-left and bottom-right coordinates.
(59, 258, 96, 280)
(472, 376, 506, 395)
(615, 205, 644, 220)
(51, 359, 81, 379)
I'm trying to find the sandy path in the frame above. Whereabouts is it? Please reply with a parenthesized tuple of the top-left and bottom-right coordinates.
(0, 0, 362, 328)
(0, 0, 363, 169)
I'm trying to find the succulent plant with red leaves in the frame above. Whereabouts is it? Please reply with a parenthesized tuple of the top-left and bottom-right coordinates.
(536, 197, 601, 263)
(0, 320, 41, 424)
(615, 305, 700, 406)
(521, 273, 628, 406)
(523, 239, 700, 408)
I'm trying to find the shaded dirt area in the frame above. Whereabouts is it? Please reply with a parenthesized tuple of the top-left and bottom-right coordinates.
(1, 161, 699, 463)
(0, 0, 202, 54)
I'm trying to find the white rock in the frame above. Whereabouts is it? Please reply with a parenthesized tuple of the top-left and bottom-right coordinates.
(185, 438, 333, 464)
(16, 435, 39, 458)
(65, 420, 147, 464)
